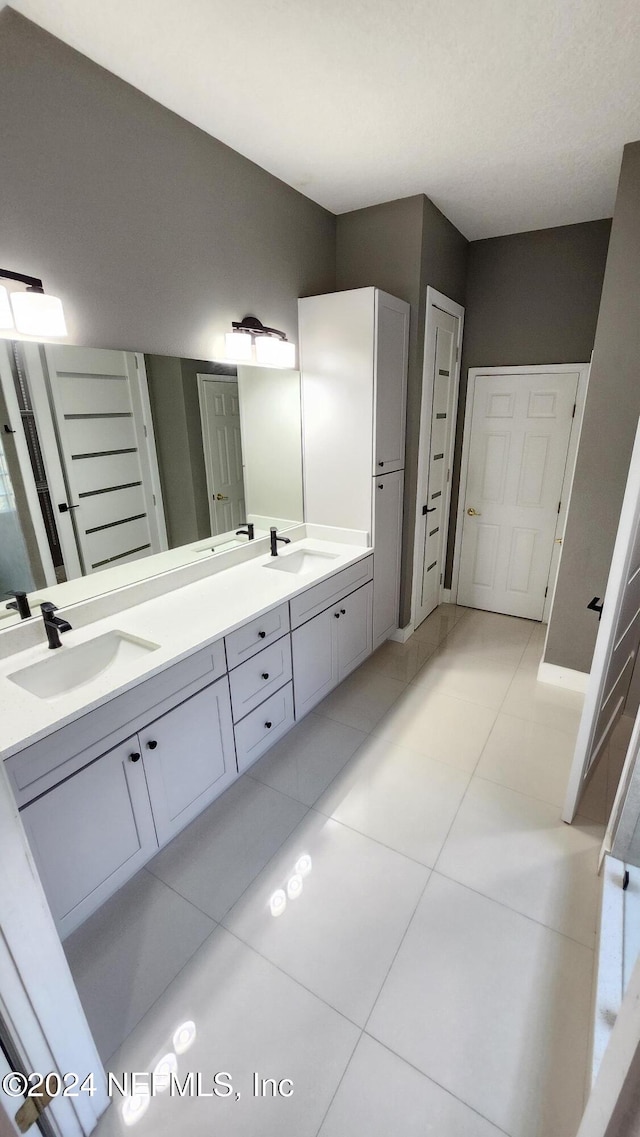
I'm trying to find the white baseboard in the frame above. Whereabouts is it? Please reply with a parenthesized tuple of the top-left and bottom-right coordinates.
(440, 588, 453, 604)
(390, 624, 415, 644)
(537, 661, 589, 693)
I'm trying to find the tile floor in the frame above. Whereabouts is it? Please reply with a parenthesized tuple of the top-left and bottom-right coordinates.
(71, 604, 610, 1137)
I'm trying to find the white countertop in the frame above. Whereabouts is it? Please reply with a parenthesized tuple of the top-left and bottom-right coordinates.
(0, 535, 372, 761)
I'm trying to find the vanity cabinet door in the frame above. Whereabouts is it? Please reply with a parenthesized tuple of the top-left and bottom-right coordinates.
(141, 677, 236, 846)
(336, 581, 373, 681)
(21, 738, 157, 939)
(373, 469, 404, 650)
(291, 607, 339, 718)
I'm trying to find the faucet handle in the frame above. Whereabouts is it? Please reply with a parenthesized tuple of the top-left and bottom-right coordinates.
(40, 601, 58, 615)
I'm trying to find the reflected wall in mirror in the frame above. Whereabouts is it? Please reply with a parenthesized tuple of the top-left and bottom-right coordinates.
(0, 340, 304, 626)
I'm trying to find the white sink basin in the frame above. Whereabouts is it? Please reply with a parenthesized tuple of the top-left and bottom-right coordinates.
(8, 631, 160, 701)
(264, 548, 339, 576)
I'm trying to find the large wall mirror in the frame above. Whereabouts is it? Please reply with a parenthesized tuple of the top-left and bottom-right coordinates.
(0, 340, 304, 627)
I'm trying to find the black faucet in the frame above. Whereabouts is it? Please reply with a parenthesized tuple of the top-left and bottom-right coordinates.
(270, 527, 291, 557)
(40, 602, 72, 649)
(6, 591, 32, 620)
(236, 523, 255, 541)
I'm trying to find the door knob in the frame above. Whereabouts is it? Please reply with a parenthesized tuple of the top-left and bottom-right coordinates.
(146, 739, 158, 750)
(215, 493, 228, 501)
(262, 672, 269, 680)
(129, 752, 141, 763)
(467, 507, 481, 517)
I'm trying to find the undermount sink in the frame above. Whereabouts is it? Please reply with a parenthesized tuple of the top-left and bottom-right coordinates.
(8, 631, 161, 701)
(264, 548, 340, 575)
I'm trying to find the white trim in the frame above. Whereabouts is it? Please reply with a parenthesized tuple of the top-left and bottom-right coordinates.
(440, 588, 453, 605)
(410, 288, 464, 628)
(451, 363, 590, 618)
(390, 623, 414, 643)
(0, 342, 57, 588)
(537, 660, 589, 692)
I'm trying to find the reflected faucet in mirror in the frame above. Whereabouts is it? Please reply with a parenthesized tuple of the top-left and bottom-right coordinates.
(0, 338, 304, 627)
(6, 590, 31, 619)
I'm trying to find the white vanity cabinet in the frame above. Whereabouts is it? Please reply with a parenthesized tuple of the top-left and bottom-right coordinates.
(299, 288, 409, 647)
(292, 581, 373, 717)
(140, 678, 235, 845)
(21, 737, 158, 940)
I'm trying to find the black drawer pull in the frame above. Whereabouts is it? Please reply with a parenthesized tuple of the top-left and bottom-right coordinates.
(146, 739, 158, 750)
(262, 672, 269, 680)
(265, 721, 272, 729)
(129, 752, 141, 763)
(258, 630, 266, 639)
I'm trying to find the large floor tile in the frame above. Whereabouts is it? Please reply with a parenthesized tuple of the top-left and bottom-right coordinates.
(411, 647, 517, 708)
(411, 603, 467, 646)
(315, 734, 469, 866)
(318, 1034, 503, 1137)
(65, 871, 215, 1062)
(475, 712, 576, 807)
(248, 713, 366, 805)
(442, 610, 532, 665)
(502, 662, 584, 735)
(357, 636, 437, 683)
(436, 777, 602, 946)
(373, 684, 497, 772)
(96, 927, 359, 1137)
(224, 811, 428, 1025)
(368, 874, 593, 1137)
(146, 777, 308, 920)
(314, 667, 406, 732)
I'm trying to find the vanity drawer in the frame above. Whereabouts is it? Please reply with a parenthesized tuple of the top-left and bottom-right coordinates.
(289, 555, 373, 629)
(225, 603, 290, 669)
(229, 638, 292, 723)
(234, 683, 294, 773)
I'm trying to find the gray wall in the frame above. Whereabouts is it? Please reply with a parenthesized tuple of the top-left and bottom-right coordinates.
(0, 10, 335, 360)
(546, 143, 640, 672)
(337, 194, 468, 625)
(447, 219, 611, 583)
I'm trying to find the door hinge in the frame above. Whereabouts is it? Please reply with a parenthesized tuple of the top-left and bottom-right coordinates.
(572, 403, 576, 418)
(15, 1076, 60, 1132)
(557, 501, 561, 514)
(440, 573, 443, 584)
(447, 468, 450, 482)
(143, 424, 148, 437)
(152, 493, 156, 506)
(544, 586, 548, 598)
(456, 345, 459, 361)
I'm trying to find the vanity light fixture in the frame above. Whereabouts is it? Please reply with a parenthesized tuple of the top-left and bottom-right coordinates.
(225, 314, 296, 368)
(0, 268, 67, 338)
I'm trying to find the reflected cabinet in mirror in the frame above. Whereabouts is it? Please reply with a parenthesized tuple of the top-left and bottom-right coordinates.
(0, 340, 304, 625)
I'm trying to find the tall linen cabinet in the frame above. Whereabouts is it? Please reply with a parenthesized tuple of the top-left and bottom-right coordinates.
(299, 288, 409, 649)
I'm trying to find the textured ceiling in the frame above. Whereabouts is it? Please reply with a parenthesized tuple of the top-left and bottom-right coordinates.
(5, 0, 640, 238)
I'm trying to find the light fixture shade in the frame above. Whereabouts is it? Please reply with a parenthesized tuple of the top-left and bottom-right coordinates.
(255, 336, 296, 368)
(10, 291, 67, 337)
(225, 330, 253, 361)
(0, 286, 14, 330)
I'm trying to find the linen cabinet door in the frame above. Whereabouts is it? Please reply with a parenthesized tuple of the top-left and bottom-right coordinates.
(21, 738, 157, 939)
(141, 677, 236, 846)
(373, 291, 409, 475)
(291, 607, 338, 718)
(336, 582, 373, 681)
(373, 469, 404, 650)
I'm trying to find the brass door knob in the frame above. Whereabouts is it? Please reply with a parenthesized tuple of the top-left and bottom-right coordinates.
(215, 493, 228, 501)
(467, 507, 481, 517)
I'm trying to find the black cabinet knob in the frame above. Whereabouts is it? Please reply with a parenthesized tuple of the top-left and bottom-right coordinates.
(378, 461, 384, 467)
(258, 630, 266, 639)
(340, 608, 346, 614)
(262, 672, 269, 680)
(146, 739, 158, 750)
(129, 752, 141, 763)
(378, 483, 384, 489)
(265, 721, 272, 729)
(334, 612, 341, 619)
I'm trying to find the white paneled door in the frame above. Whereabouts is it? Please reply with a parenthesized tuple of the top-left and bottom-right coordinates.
(198, 376, 245, 535)
(458, 370, 579, 619)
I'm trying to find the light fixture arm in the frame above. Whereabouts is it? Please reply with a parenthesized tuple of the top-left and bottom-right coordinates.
(0, 268, 45, 293)
(231, 314, 287, 341)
